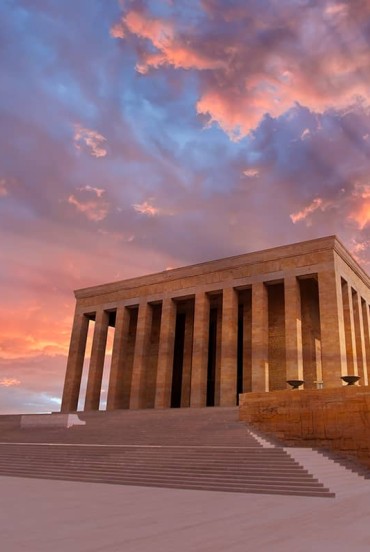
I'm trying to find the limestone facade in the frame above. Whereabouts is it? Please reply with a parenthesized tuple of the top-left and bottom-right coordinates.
(61, 236, 370, 412)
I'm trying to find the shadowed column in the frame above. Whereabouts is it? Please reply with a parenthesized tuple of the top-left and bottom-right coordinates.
(155, 298, 176, 408)
(251, 281, 268, 392)
(285, 276, 304, 383)
(190, 292, 210, 407)
(318, 269, 347, 386)
(61, 311, 89, 412)
(84, 309, 109, 411)
(220, 287, 238, 406)
(106, 306, 130, 410)
(130, 301, 152, 409)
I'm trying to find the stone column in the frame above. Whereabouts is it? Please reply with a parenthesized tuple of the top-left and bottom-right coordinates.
(318, 269, 347, 386)
(106, 306, 130, 410)
(190, 292, 210, 407)
(155, 298, 176, 408)
(61, 310, 89, 412)
(284, 276, 304, 383)
(342, 280, 357, 376)
(251, 282, 269, 392)
(220, 287, 238, 406)
(129, 301, 152, 409)
(84, 309, 109, 411)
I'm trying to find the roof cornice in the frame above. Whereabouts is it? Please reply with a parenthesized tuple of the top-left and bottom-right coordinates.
(74, 235, 343, 300)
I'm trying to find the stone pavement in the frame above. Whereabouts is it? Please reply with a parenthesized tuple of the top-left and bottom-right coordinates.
(2, 470, 370, 552)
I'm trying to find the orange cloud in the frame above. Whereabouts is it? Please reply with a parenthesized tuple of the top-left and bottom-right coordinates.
(0, 303, 72, 361)
(350, 183, 370, 229)
(73, 124, 107, 158)
(0, 378, 21, 387)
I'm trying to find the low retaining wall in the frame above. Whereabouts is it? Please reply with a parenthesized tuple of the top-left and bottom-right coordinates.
(239, 386, 370, 468)
(20, 413, 86, 429)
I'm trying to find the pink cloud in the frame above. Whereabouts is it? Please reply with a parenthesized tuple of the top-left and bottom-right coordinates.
(110, 20, 125, 39)
(0, 178, 9, 197)
(112, 9, 225, 75)
(73, 124, 108, 158)
(79, 185, 106, 198)
(290, 198, 326, 224)
(113, 2, 370, 138)
(133, 200, 159, 216)
(124, 10, 174, 50)
(243, 169, 259, 178)
(68, 186, 109, 222)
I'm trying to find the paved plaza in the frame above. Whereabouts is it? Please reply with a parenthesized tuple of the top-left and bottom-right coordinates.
(2, 469, 370, 552)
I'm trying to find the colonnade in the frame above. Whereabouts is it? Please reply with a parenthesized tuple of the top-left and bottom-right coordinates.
(61, 269, 370, 412)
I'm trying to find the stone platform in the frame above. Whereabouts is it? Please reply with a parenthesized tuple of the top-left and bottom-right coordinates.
(1, 407, 370, 551)
(239, 386, 370, 469)
(0, 407, 333, 497)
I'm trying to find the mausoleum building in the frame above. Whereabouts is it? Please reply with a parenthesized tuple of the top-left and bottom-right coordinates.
(61, 236, 370, 412)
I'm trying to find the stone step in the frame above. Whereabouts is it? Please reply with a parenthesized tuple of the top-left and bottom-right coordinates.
(0, 451, 311, 467)
(0, 447, 300, 459)
(0, 441, 332, 498)
(0, 463, 322, 484)
(0, 408, 336, 498)
(0, 459, 316, 480)
(0, 469, 334, 497)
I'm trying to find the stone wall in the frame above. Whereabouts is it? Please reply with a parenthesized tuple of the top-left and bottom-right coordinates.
(239, 387, 370, 468)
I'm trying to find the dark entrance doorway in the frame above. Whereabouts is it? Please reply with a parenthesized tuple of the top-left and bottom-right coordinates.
(171, 312, 186, 407)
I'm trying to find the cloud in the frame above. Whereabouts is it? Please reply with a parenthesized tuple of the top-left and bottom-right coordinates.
(133, 200, 159, 216)
(79, 185, 106, 198)
(111, 8, 225, 75)
(73, 124, 108, 158)
(290, 198, 327, 224)
(243, 169, 259, 178)
(0, 378, 21, 387)
(349, 182, 370, 229)
(113, 1, 370, 139)
(68, 186, 109, 221)
(110, 20, 126, 39)
(0, 178, 9, 197)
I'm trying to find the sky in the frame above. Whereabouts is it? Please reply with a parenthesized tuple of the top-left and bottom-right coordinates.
(1, 0, 370, 414)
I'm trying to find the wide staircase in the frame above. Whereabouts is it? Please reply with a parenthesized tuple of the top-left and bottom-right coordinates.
(0, 408, 334, 497)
